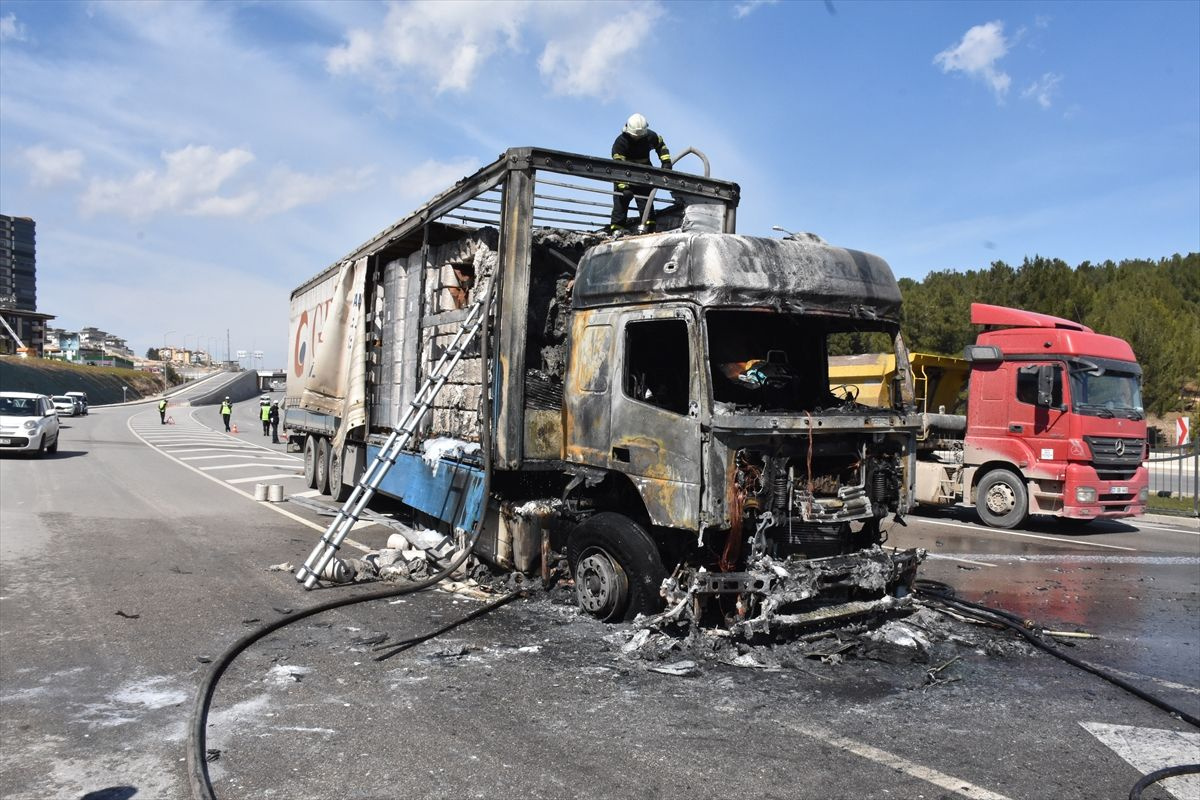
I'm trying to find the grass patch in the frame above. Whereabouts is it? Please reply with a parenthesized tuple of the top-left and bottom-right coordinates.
(1148, 493, 1198, 515)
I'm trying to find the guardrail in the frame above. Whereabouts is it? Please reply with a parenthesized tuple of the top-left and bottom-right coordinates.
(1146, 442, 1198, 516)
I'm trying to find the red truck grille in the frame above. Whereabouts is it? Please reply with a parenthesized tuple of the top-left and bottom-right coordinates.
(1084, 436, 1145, 467)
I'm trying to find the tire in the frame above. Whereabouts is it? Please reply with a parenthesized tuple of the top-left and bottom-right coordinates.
(328, 443, 354, 502)
(303, 435, 318, 489)
(976, 470, 1028, 529)
(47, 432, 58, 454)
(567, 512, 667, 622)
(32, 434, 45, 459)
(315, 436, 331, 496)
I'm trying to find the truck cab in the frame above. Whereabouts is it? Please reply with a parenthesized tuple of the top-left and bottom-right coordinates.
(562, 232, 924, 625)
(962, 304, 1148, 525)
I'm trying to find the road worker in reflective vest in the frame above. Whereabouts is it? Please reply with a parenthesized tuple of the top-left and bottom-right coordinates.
(220, 397, 232, 432)
(158, 398, 168, 424)
(610, 113, 671, 233)
(260, 401, 271, 436)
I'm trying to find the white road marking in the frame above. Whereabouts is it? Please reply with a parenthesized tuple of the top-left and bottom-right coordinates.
(926, 554, 1199, 566)
(180, 454, 298, 462)
(1081, 722, 1200, 800)
(781, 721, 1012, 799)
(1080, 664, 1200, 697)
(227, 474, 308, 485)
(925, 554, 997, 567)
(158, 446, 263, 454)
(1137, 521, 1200, 535)
(292, 490, 322, 498)
(917, 517, 1137, 551)
(200, 463, 302, 472)
(125, 411, 373, 555)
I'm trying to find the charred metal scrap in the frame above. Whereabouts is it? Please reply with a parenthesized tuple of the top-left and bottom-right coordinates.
(644, 546, 926, 639)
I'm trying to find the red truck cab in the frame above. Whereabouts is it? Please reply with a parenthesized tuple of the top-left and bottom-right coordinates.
(963, 303, 1148, 526)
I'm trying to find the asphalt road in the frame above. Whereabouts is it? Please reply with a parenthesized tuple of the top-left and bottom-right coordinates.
(1, 383, 1198, 800)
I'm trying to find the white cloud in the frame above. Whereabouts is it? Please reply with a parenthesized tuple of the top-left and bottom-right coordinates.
(255, 166, 376, 217)
(934, 21, 1012, 102)
(1022, 72, 1063, 109)
(393, 158, 480, 205)
(538, 4, 664, 97)
(79, 145, 370, 220)
(81, 145, 254, 218)
(0, 12, 26, 41)
(24, 145, 85, 187)
(733, 0, 778, 19)
(327, 0, 527, 93)
(326, 0, 665, 100)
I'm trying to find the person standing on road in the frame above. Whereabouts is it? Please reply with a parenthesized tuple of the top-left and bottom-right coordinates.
(158, 398, 168, 424)
(220, 397, 233, 432)
(260, 401, 271, 436)
(269, 402, 280, 444)
(610, 113, 671, 234)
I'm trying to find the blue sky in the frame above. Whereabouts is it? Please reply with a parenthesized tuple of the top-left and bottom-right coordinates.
(1, 0, 1197, 368)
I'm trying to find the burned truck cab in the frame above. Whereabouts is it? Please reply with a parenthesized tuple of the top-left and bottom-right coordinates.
(563, 231, 924, 629)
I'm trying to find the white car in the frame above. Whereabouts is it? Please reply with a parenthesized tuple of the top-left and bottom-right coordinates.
(51, 395, 78, 416)
(65, 391, 89, 415)
(0, 392, 61, 457)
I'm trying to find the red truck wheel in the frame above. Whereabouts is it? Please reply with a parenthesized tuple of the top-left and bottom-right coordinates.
(976, 470, 1028, 529)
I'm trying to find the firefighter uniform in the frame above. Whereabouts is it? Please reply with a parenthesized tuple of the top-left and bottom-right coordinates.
(610, 126, 671, 232)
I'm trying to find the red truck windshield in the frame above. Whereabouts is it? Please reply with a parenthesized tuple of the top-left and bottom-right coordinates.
(1069, 359, 1143, 419)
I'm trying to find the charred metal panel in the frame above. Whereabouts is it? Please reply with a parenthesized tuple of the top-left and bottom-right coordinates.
(523, 409, 562, 459)
(564, 310, 616, 469)
(495, 169, 534, 469)
(606, 307, 703, 529)
(573, 233, 901, 322)
(366, 445, 486, 534)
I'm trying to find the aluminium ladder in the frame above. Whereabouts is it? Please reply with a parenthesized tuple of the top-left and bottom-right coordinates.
(295, 281, 493, 589)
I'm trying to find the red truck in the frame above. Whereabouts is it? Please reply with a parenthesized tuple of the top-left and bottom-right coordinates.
(831, 303, 1149, 528)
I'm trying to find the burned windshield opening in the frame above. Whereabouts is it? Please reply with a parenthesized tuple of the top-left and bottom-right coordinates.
(706, 310, 896, 413)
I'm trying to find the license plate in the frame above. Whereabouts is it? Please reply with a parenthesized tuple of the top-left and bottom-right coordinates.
(0, 438, 10, 445)
(1110, 486, 1129, 495)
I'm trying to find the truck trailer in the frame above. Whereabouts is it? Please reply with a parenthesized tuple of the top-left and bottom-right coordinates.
(285, 147, 924, 631)
(829, 303, 1148, 528)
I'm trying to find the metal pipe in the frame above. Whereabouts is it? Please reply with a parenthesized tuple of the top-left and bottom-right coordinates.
(533, 191, 614, 209)
(531, 203, 611, 220)
(639, 146, 712, 229)
(534, 177, 617, 197)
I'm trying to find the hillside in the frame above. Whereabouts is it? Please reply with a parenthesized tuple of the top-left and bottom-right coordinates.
(0, 357, 166, 404)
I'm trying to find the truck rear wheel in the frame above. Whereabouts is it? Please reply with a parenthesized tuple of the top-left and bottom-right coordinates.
(976, 470, 1027, 529)
(567, 513, 666, 622)
(303, 435, 318, 489)
(315, 436, 331, 495)
(329, 443, 355, 502)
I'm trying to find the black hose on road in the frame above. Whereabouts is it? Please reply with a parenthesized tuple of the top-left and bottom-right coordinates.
(915, 582, 1200, 729)
(1129, 763, 1200, 800)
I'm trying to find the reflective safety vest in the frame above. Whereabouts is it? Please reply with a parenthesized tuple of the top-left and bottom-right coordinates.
(159, 400, 167, 411)
(260, 404, 270, 421)
(221, 401, 232, 415)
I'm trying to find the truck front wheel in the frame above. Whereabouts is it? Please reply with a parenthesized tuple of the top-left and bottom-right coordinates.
(976, 470, 1028, 529)
(568, 513, 666, 622)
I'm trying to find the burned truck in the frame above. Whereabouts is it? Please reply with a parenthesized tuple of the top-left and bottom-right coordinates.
(286, 147, 923, 632)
